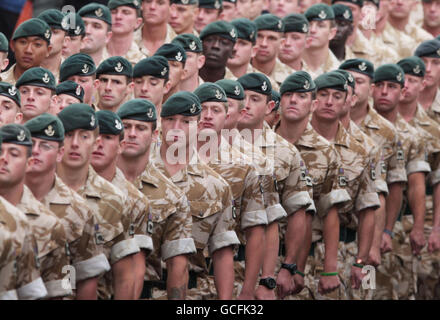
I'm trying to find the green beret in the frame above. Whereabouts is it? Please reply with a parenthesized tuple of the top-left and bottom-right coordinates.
(280, 71, 316, 95)
(215, 79, 245, 100)
(0, 124, 32, 147)
(199, 0, 223, 9)
(56, 81, 84, 103)
(315, 71, 348, 92)
(117, 99, 157, 122)
(339, 58, 374, 78)
(172, 34, 203, 53)
(364, 0, 379, 8)
(415, 39, 440, 59)
(200, 21, 238, 43)
(96, 110, 124, 135)
(97, 56, 133, 78)
(224, 0, 236, 2)
(283, 14, 309, 34)
(12, 18, 52, 44)
(161, 91, 202, 117)
(305, 3, 335, 21)
(255, 14, 284, 33)
(58, 103, 98, 133)
(194, 82, 228, 103)
(334, 69, 355, 89)
(331, 0, 364, 7)
(0, 134, 2, 148)
(231, 18, 257, 44)
(332, 4, 353, 22)
(171, 0, 199, 5)
(60, 53, 96, 82)
(16, 67, 56, 91)
(154, 43, 187, 63)
(37, 9, 68, 30)
(271, 90, 280, 111)
(0, 32, 8, 52)
(65, 14, 86, 37)
(133, 56, 169, 79)
(0, 82, 21, 107)
(24, 113, 64, 142)
(78, 2, 112, 26)
(397, 56, 426, 78)
(108, 0, 142, 10)
(373, 64, 405, 86)
(237, 72, 272, 96)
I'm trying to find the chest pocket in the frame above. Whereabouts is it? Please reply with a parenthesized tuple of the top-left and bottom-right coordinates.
(149, 202, 177, 224)
(189, 200, 223, 220)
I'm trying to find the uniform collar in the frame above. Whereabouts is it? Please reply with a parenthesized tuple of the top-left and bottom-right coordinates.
(78, 166, 102, 199)
(296, 122, 320, 149)
(44, 175, 72, 205)
(334, 122, 350, 148)
(363, 105, 381, 130)
(18, 185, 41, 217)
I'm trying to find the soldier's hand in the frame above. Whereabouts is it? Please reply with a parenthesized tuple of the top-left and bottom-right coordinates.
(290, 273, 305, 295)
(255, 285, 276, 300)
(350, 266, 364, 289)
(380, 232, 393, 254)
(367, 246, 381, 267)
(275, 269, 293, 299)
(428, 229, 440, 253)
(318, 275, 340, 295)
(410, 228, 426, 256)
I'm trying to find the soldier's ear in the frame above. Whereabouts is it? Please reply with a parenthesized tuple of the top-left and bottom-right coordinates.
(163, 80, 172, 95)
(266, 100, 275, 115)
(251, 45, 258, 58)
(56, 146, 65, 163)
(46, 43, 53, 58)
(1, 57, 9, 72)
(197, 54, 206, 70)
(14, 112, 23, 124)
(93, 79, 100, 89)
(421, 79, 427, 91)
(310, 99, 318, 113)
(351, 93, 358, 107)
(105, 31, 113, 45)
(135, 17, 143, 30)
(328, 25, 337, 41)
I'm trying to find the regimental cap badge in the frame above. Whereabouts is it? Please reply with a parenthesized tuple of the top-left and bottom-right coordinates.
(303, 79, 310, 90)
(318, 10, 327, 19)
(42, 73, 50, 84)
(147, 108, 154, 118)
(348, 73, 354, 83)
(190, 103, 197, 114)
(261, 81, 268, 92)
(189, 41, 197, 51)
(76, 85, 81, 96)
(90, 115, 95, 127)
(181, 0, 189, 4)
(250, 30, 255, 40)
(396, 72, 402, 82)
(82, 64, 89, 74)
(230, 28, 236, 38)
(8, 86, 17, 96)
(45, 29, 50, 39)
(115, 62, 124, 73)
(413, 64, 421, 74)
(133, 0, 140, 6)
(358, 62, 367, 71)
(45, 125, 55, 137)
(115, 119, 122, 130)
(214, 0, 221, 9)
(343, 10, 350, 20)
(344, 81, 348, 90)
(234, 85, 240, 96)
(302, 24, 308, 33)
(437, 48, 440, 56)
(74, 26, 81, 35)
(278, 20, 283, 30)
(17, 130, 26, 142)
(175, 51, 183, 62)
(95, 8, 103, 17)
(61, 16, 69, 30)
(215, 89, 222, 100)
(161, 67, 167, 76)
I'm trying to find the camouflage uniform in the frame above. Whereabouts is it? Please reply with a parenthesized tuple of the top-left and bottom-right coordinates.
(0, 64, 19, 85)
(302, 50, 340, 80)
(381, 22, 418, 60)
(102, 42, 147, 65)
(425, 89, 440, 125)
(345, 29, 376, 65)
(224, 67, 238, 81)
(251, 59, 293, 89)
(41, 175, 111, 285)
(402, 23, 433, 46)
(0, 196, 47, 300)
(16, 186, 71, 299)
(133, 24, 177, 57)
(151, 151, 240, 300)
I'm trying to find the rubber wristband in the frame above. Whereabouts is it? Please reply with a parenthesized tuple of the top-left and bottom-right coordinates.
(296, 270, 305, 277)
(353, 263, 364, 269)
(320, 272, 338, 276)
(384, 229, 394, 238)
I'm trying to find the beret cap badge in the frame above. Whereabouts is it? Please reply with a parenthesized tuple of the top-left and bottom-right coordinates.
(45, 29, 50, 39)
(17, 130, 26, 142)
(95, 8, 103, 17)
(343, 10, 350, 20)
(8, 86, 17, 96)
(189, 41, 197, 51)
(76, 85, 81, 96)
(42, 73, 50, 83)
(90, 115, 96, 127)
(304, 80, 310, 90)
(215, 89, 223, 100)
(82, 64, 89, 74)
(147, 108, 154, 118)
(359, 62, 367, 71)
(190, 103, 197, 114)
(44, 125, 55, 137)
(115, 119, 122, 130)
(413, 65, 421, 74)
(302, 24, 308, 33)
(261, 81, 268, 91)
(115, 62, 124, 73)
(175, 51, 183, 62)
(230, 28, 236, 38)
(234, 86, 240, 96)
(318, 10, 327, 19)
(74, 26, 81, 35)
(396, 72, 403, 82)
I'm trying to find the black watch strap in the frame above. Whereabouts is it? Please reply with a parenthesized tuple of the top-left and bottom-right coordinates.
(259, 277, 276, 290)
(281, 263, 297, 275)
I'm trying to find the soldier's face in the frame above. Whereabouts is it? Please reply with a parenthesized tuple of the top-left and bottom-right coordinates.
(168, 60, 186, 90)
(388, 0, 415, 20)
(314, 88, 346, 122)
(67, 75, 96, 105)
(50, 28, 67, 57)
(279, 32, 307, 63)
(401, 74, 425, 103)
(255, 30, 282, 64)
(12, 37, 51, 70)
(169, 4, 198, 34)
(332, 20, 353, 44)
(340, 86, 356, 117)
(0, 96, 21, 126)
(221, 2, 237, 21)
(111, 5, 142, 34)
(81, 18, 111, 54)
(96, 75, 131, 110)
(224, 98, 245, 129)
(237, 0, 252, 19)
(62, 129, 97, 169)
(161, 114, 199, 149)
(238, 90, 274, 129)
(372, 81, 402, 113)
(350, 71, 372, 106)
(50, 94, 81, 115)
(249, 0, 267, 20)
(92, 134, 121, 171)
(228, 39, 254, 68)
(19, 85, 53, 122)
(134, 75, 168, 106)
(264, 109, 280, 128)
(423, 0, 440, 28)
(0, 143, 30, 188)
(280, 91, 313, 122)
(298, 0, 319, 14)
(62, 35, 83, 59)
(421, 57, 440, 88)
(199, 101, 228, 135)
(203, 35, 235, 69)
(121, 119, 155, 158)
(306, 20, 336, 49)
(142, 0, 171, 25)
(269, 0, 298, 18)
(183, 52, 205, 80)
(28, 137, 63, 175)
(195, 8, 221, 33)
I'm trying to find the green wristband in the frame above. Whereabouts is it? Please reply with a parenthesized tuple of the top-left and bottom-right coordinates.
(353, 263, 364, 269)
(296, 270, 305, 277)
(320, 272, 338, 276)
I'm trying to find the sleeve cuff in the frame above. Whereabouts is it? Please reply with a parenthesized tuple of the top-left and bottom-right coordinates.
(305, 200, 316, 215)
(240, 209, 268, 230)
(355, 192, 381, 213)
(74, 253, 111, 281)
(407, 160, 431, 175)
(265, 203, 287, 224)
(428, 169, 440, 186)
(17, 277, 48, 300)
(110, 238, 140, 264)
(0, 290, 18, 300)
(317, 189, 351, 217)
(161, 238, 197, 261)
(375, 179, 389, 195)
(134, 234, 154, 254)
(209, 231, 240, 255)
(44, 279, 73, 298)
(283, 191, 313, 216)
(386, 168, 408, 184)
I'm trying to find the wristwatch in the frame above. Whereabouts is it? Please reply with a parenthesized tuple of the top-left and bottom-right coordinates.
(281, 263, 297, 275)
(259, 277, 276, 290)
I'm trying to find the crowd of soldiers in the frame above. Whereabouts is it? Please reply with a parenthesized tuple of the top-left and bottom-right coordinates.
(0, 0, 440, 300)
